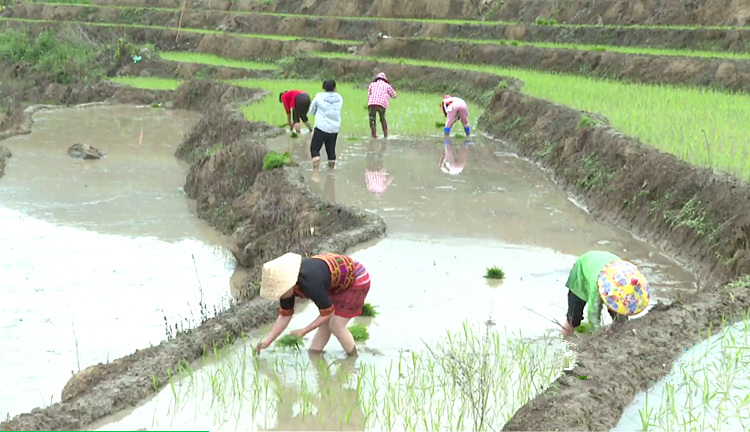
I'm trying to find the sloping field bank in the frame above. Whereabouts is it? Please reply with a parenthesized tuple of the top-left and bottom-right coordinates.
(83, 0, 750, 27)
(7, 2, 750, 53)
(5, 8, 750, 95)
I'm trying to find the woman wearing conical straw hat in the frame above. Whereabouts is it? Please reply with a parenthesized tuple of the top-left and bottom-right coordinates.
(255, 252, 371, 357)
(561, 250, 651, 337)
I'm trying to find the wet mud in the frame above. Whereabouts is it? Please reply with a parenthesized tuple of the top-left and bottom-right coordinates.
(10, 2, 750, 53)
(361, 37, 750, 94)
(0, 146, 10, 179)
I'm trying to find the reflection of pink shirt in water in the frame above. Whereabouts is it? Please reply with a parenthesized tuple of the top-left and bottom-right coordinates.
(441, 144, 468, 175)
(365, 168, 394, 194)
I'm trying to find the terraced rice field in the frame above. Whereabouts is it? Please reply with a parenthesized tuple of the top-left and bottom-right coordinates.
(2, 1, 750, 431)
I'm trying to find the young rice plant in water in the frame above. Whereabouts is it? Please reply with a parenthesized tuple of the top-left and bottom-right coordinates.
(348, 323, 370, 341)
(361, 303, 378, 317)
(262, 151, 292, 170)
(485, 266, 505, 280)
(160, 320, 573, 431)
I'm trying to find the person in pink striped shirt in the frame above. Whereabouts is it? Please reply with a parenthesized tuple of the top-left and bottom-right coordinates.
(441, 95, 471, 137)
(367, 72, 397, 139)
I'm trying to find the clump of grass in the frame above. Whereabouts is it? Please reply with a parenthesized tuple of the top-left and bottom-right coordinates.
(361, 303, 378, 317)
(262, 150, 292, 170)
(453, 133, 465, 138)
(348, 323, 370, 341)
(485, 266, 505, 280)
(0, 28, 101, 84)
(276, 334, 304, 349)
(575, 322, 595, 335)
(290, 131, 298, 138)
(435, 121, 446, 128)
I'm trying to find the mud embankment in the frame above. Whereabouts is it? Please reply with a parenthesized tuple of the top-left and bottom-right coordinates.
(488, 0, 750, 27)
(0, 146, 10, 179)
(362, 37, 750, 93)
(8, 2, 750, 52)
(0, 77, 385, 431)
(476, 89, 750, 430)
(0, 18, 349, 60)
(90, 0, 750, 27)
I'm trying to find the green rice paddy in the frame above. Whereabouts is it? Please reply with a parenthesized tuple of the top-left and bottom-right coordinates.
(108, 76, 481, 137)
(158, 52, 278, 70)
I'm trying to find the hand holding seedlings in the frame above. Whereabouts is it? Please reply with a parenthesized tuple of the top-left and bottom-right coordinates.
(254, 339, 271, 355)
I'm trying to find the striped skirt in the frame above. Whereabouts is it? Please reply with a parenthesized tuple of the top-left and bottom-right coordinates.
(329, 261, 371, 318)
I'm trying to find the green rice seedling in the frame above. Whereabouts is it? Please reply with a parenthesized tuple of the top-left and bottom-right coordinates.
(262, 150, 292, 170)
(275, 334, 304, 349)
(158, 51, 278, 70)
(484, 266, 505, 280)
(348, 323, 370, 341)
(361, 303, 378, 317)
(290, 131, 298, 138)
(575, 322, 595, 335)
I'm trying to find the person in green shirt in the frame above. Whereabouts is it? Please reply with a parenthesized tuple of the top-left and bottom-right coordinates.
(561, 250, 651, 337)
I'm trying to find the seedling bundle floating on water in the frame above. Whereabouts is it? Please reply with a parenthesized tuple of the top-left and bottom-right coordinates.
(348, 323, 370, 341)
(262, 150, 292, 170)
(361, 303, 378, 317)
(485, 266, 506, 280)
(276, 334, 304, 349)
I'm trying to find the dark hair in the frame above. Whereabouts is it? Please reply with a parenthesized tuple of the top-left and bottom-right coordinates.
(373, 77, 388, 83)
(278, 91, 286, 103)
(322, 79, 336, 92)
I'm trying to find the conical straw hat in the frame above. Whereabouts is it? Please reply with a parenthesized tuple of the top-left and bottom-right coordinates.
(260, 252, 302, 300)
(597, 260, 650, 316)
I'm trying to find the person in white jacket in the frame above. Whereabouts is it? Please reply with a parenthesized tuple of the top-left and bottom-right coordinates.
(308, 79, 344, 170)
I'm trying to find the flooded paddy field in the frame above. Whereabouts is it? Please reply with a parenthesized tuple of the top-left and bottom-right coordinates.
(0, 105, 237, 417)
(91, 132, 696, 431)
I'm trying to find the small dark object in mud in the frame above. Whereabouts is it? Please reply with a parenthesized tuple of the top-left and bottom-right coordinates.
(485, 266, 505, 280)
(276, 334, 304, 349)
(68, 143, 104, 160)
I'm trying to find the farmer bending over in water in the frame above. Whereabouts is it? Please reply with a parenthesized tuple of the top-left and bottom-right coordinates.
(367, 72, 397, 139)
(308, 79, 343, 170)
(441, 95, 470, 137)
(255, 252, 371, 357)
(279, 90, 313, 135)
(561, 250, 651, 337)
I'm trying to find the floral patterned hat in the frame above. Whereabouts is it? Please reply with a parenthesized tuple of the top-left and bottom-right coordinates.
(597, 260, 651, 316)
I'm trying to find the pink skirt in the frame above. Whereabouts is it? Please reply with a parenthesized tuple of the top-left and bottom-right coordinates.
(329, 263, 371, 318)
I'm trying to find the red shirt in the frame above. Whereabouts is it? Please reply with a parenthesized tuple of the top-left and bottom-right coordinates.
(280, 90, 304, 114)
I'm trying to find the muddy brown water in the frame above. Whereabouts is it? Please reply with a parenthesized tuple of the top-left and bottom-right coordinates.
(0, 105, 238, 418)
(92, 132, 698, 431)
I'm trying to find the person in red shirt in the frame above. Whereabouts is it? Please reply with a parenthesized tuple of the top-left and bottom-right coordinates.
(279, 90, 313, 135)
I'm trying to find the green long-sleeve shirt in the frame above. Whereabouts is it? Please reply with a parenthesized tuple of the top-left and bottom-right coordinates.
(565, 250, 621, 330)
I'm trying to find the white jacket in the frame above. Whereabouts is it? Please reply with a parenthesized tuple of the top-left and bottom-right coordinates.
(309, 91, 343, 134)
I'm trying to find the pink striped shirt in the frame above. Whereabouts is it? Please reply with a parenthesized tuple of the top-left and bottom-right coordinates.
(367, 80, 397, 109)
(365, 168, 394, 195)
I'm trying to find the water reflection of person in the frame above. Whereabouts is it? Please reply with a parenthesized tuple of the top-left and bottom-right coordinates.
(309, 168, 336, 203)
(364, 140, 394, 195)
(256, 352, 366, 431)
(439, 138, 470, 175)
